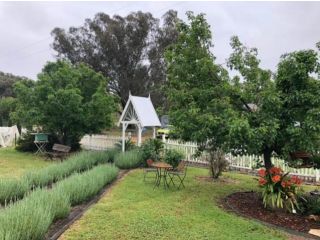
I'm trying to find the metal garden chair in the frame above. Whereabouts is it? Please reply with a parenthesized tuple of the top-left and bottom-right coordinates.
(167, 160, 187, 189)
(143, 159, 157, 181)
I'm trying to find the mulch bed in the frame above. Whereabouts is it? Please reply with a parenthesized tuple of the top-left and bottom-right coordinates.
(45, 169, 129, 240)
(222, 191, 320, 239)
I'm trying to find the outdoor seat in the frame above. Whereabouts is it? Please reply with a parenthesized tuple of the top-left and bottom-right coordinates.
(45, 143, 71, 161)
(143, 159, 157, 181)
(167, 160, 187, 189)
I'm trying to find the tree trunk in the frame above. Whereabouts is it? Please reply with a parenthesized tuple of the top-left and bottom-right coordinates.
(263, 147, 272, 170)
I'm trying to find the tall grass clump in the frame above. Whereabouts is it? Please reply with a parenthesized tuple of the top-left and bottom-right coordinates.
(0, 164, 118, 240)
(114, 149, 143, 169)
(0, 150, 114, 205)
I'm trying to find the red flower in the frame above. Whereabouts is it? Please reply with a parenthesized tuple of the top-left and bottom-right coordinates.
(290, 176, 302, 185)
(269, 167, 282, 175)
(281, 180, 291, 188)
(258, 168, 266, 177)
(259, 178, 267, 186)
(272, 175, 281, 183)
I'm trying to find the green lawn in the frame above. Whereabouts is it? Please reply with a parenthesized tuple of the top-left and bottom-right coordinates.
(0, 148, 51, 178)
(60, 168, 288, 240)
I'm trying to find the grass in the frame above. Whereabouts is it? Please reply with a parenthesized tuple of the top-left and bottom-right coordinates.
(60, 168, 289, 240)
(0, 148, 50, 178)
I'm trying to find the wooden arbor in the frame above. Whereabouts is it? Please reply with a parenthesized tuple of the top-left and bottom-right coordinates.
(118, 93, 161, 152)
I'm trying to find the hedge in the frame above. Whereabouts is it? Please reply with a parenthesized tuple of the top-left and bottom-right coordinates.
(114, 149, 143, 169)
(0, 164, 118, 240)
(0, 150, 116, 205)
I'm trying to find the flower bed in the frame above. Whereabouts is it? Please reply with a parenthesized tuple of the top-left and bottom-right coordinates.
(0, 164, 118, 240)
(0, 150, 117, 205)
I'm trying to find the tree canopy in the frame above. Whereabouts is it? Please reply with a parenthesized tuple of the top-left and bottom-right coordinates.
(165, 12, 232, 152)
(51, 10, 179, 109)
(12, 61, 115, 148)
(166, 12, 320, 169)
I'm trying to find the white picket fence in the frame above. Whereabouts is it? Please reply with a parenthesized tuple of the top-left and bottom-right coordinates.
(163, 139, 320, 182)
(80, 135, 320, 182)
(80, 134, 127, 150)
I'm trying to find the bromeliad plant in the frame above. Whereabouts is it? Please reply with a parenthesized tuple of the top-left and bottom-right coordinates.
(258, 167, 302, 213)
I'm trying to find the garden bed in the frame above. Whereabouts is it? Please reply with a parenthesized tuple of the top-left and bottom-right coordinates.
(223, 191, 320, 239)
(45, 169, 129, 240)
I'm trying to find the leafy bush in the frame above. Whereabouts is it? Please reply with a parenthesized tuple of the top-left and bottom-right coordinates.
(140, 139, 164, 163)
(0, 150, 113, 205)
(164, 149, 184, 168)
(115, 139, 136, 151)
(298, 194, 320, 215)
(0, 179, 29, 205)
(114, 150, 143, 169)
(0, 164, 118, 240)
(15, 131, 59, 152)
(258, 167, 302, 212)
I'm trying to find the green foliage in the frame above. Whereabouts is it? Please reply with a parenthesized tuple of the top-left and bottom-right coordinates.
(165, 12, 232, 178)
(115, 139, 136, 152)
(164, 149, 184, 168)
(298, 194, 320, 215)
(0, 71, 29, 98)
(55, 165, 118, 205)
(0, 97, 16, 126)
(0, 164, 118, 240)
(114, 150, 143, 169)
(13, 61, 115, 148)
(0, 150, 113, 205)
(52, 11, 179, 109)
(15, 132, 38, 152)
(140, 138, 164, 162)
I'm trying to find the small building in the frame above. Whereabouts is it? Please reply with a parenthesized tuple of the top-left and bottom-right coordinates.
(118, 93, 161, 152)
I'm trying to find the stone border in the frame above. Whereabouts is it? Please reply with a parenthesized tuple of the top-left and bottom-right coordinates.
(222, 192, 319, 240)
(46, 169, 130, 240)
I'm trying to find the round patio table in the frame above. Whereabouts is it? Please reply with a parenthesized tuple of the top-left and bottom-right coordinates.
(152, 162, 173, 189)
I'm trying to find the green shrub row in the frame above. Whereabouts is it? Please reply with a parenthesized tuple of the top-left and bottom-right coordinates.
(0, 150, 117, 205)
(114, 149, 143, 169)
(0, 164, 118, 240)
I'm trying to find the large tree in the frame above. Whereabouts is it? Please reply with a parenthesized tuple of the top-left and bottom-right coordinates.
(227, 37, 320, 169)
(51, 10, 179, 109)
(12, 61, 115, 148)
(165, 12, 233, 178)
(0, 71, 29, 98)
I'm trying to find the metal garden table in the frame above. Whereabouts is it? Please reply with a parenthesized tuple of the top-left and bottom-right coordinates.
(152, 162, 173, 189)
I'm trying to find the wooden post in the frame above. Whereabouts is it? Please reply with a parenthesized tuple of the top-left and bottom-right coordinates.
(122, 123, 126, 152)
(137, 125, 142, 147)
(153, 127, 156, 139)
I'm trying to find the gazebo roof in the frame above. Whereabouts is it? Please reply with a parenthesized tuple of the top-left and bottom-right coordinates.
(118, 94, 161, 128)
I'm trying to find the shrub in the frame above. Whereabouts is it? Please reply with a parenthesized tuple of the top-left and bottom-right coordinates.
(208, 149, 228, 179)
(0, 179, 29, 205)
(258, 167, 302, 212)
(115, 139, 136, 152)
(298, 194, 320, 215)
(114, 150, 143, 169)
(164, 149, 184, 168)
(140, 139, 164, 163)
(0, 150, 113, 205)
(0, 164, 118, 240)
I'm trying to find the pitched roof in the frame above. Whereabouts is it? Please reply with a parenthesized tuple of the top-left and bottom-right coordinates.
(118, 94, 161, 127)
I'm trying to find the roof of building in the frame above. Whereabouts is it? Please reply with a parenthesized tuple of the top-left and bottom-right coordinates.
(118, 94, 161, 127)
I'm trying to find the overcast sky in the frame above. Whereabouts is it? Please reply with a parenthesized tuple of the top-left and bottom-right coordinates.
(0, 1, 319, 79)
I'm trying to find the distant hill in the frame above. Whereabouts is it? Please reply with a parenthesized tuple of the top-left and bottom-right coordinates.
(0, 71, 30, 98)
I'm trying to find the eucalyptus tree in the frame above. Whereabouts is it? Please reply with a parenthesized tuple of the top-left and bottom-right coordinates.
(51, 10, 179, 109)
